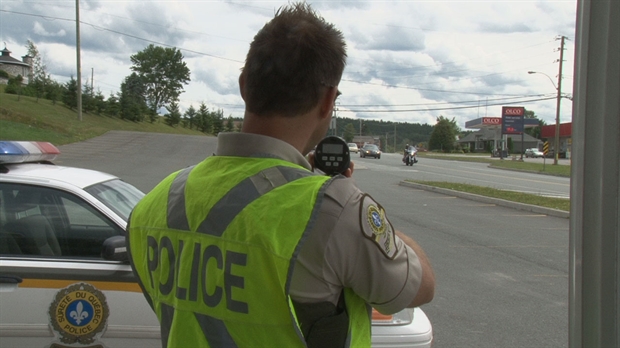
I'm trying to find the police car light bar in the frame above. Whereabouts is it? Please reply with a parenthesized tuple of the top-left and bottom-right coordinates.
(0, 141, 60, 164)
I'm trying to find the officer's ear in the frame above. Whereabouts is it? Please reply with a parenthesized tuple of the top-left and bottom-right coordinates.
(319, 86, 338, 120)
(238, 73, 246, 101)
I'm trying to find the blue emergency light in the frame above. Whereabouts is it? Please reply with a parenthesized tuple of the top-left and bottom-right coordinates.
(0, 141, 60, 163)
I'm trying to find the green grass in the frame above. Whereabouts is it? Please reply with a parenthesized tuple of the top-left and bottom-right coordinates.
(0, 90, 207, 145)
(410, 181, 570, 212)
(417, 152, 571, 177)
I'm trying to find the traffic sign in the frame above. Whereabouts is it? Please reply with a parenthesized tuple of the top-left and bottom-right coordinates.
(543, 141, 549, 155)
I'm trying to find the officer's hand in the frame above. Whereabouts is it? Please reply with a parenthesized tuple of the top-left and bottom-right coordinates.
(342, 160, 354, 177)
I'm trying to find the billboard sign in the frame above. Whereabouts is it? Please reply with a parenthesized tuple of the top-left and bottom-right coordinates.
(502, 106, 525, 134)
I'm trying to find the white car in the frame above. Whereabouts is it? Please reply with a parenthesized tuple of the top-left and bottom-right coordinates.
(0, 141, 432, 347)
(348, 142, 359, 154)
(524, 148, 544, 158)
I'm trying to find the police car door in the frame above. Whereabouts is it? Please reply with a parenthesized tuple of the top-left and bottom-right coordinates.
(0, 183, 160, 347)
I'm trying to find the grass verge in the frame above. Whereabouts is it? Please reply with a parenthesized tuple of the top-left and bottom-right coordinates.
(417, 152, 571, 177)
(409, 180, 570, 212)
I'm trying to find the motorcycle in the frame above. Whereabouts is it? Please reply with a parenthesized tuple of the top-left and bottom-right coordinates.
(403, 147, 418, 166)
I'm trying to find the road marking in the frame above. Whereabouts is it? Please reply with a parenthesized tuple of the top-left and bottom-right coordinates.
(533, 275, 568, 278)
(501, 214, 548, 217)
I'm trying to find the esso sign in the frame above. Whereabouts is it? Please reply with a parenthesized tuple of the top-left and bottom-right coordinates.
(503, 107, 524, 116)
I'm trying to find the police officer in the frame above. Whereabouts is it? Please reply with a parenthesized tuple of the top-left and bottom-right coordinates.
(127, 3, 435, 347)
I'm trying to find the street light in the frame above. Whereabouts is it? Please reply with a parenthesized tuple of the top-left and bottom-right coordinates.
(528, 70, 562, 165)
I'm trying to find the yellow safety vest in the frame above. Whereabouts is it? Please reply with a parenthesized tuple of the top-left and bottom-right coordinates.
(128, 156, 371, 347)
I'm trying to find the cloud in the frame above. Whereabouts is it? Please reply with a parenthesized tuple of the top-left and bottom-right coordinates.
(351, 25, 425, 52)
(0, 0, 578, 128)
(478, 22, 534, 34)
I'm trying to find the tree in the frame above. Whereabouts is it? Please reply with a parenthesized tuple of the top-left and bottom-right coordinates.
(25, 40, 48, 102)
(45, 79, 63, 105)
(106, 93, 121, 117)
(130, 45, 191, 120)
(225, 116, 235, 132)
(196, 102, 212, 133)
(90, 89, 106, 115)
(82, 82, 95, 113)
(212, 109, 224, 135)
(164, 100, 182, 127)
(428, 116, 459, 152)
(183, 105, 197, 129)
(524, 109, 545, 139)
(343, 123, 356, 142)
(62, 77, 78, 110)
(119, 73, 149, 122)
(5, 75, 24, 98)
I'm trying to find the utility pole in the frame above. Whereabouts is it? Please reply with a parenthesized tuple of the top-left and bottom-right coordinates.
(91, 67, 94, 96)
(75, 0, 82, 121)
(553, 35, 566, 165)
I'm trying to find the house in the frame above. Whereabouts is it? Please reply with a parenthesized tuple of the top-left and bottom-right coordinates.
(352, 136, 381, 149)
(458, 128, 541, 154)
(0, 46, 33, 84)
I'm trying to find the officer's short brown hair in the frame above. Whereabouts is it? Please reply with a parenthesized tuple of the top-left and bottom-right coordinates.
(241, 2, 347, 117)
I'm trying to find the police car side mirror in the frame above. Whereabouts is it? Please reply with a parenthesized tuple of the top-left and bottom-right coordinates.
(102, 235, 129, 262)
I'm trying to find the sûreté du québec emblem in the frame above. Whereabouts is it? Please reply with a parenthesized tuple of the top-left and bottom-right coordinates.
(48, 282, 109, 347)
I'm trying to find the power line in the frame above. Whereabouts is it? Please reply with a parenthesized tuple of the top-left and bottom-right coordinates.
(338, 93, 555, 107)
(343, 96, 556, 113)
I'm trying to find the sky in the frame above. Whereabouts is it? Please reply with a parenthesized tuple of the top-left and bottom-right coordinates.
(0, 0, 578, 130)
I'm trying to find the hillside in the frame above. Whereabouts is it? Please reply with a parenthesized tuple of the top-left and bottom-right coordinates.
(0, 89, 208, 145)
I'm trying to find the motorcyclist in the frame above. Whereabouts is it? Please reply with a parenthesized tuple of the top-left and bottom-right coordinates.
(403, 144, 418, 164)
(403, 144, 410, 162)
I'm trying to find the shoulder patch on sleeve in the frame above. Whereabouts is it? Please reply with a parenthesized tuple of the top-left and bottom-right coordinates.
(359, 194, 397, 259)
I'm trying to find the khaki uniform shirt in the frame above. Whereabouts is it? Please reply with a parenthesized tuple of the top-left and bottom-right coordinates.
(216, 133, 422, 314)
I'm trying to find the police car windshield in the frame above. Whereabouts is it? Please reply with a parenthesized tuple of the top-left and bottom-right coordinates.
(85, 179, 145, 222)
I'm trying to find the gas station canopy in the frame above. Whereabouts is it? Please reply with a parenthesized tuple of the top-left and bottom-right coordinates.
(465, 117, 538, 129)
(465, 117, 540, 130)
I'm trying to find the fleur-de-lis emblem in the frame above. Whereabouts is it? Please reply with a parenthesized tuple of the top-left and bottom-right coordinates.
(70, 301, 89, 325)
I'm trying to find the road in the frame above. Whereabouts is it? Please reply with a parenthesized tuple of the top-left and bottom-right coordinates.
(58, 131, 570, 347)
(356, 152, 570, 199)
(354, 155, 569, 347)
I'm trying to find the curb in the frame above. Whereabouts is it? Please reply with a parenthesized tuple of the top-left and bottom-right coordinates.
(398, 181, 570, 219)
(486, 164, 571, 178)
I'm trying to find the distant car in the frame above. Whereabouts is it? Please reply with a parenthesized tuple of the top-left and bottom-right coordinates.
(360, 144, 381, 159)
(524, 148, 544, 158)
(0, 141, 433, 348)
(348, 143, 359, 154)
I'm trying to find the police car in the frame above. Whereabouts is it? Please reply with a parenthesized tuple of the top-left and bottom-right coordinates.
(0, 141, 433, 347)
